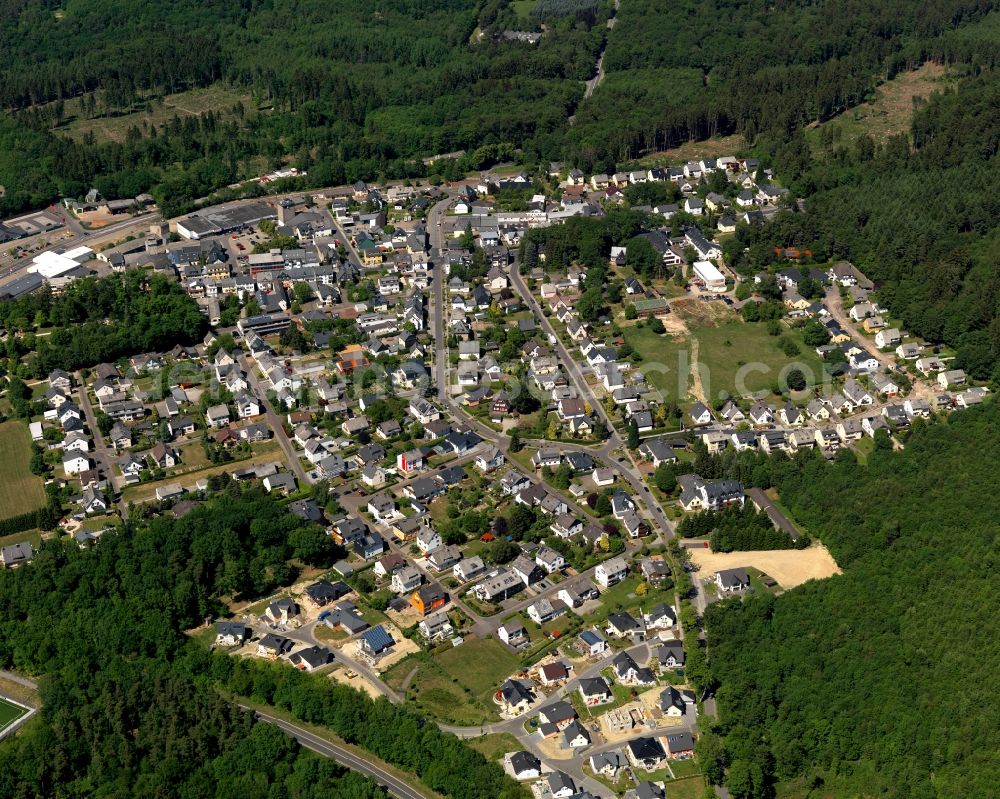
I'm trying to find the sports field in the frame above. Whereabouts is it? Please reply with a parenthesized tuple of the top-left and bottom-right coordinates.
(0, 696, 27, 732)
(0, 421, 46, 520)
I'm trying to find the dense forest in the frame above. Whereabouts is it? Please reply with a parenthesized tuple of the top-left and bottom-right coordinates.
(675, 506, 803, 552)
(0, 484, 523, 798)
(0, 272, 206, 377)
(1, 0, 997, 215)
(567, 0, 996, 166)
(0, 0, 606, 216)
(704, 402, 1000, 798)
(0, 659, 390, 799)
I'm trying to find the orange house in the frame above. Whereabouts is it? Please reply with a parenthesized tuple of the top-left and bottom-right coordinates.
(337, 344, 369, 374)
(410, 583, 447, 616)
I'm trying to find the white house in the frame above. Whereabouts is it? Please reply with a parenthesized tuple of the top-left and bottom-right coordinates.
(63, 454, 91, 475)
(595, 556, 628, 588)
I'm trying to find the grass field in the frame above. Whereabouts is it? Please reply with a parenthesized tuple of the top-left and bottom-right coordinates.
(391, 638, 522, 725)
(622, 325, 691, 402)
(466, 732, 522, 761)
(0, 696, 27, 731)
(806, 62, 954, 153)
(0, 421, 47, 520)
(693, 321, 827, 401)
(55, 85, 253, 143)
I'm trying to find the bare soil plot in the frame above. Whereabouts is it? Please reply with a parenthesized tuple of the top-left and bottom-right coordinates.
(330, 668, 385, 701)
(671, 298, 737, 328)
(689, 544, 841, 589)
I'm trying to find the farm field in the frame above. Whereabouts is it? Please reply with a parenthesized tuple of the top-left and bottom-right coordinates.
(0, 421, 47, 520)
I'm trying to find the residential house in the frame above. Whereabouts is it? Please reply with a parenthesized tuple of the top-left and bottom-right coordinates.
(498, 620, 529, 647)
(655, 640, 686, 670)
(410, 583, 447, 616)
(215, 621, 250, 647)
(416, 527, 442, 554)
(595, 556, 628, 588)
(539, 662, 570, 686)
(661, 731, 695, 759)
(357, 625, 395, 660)
(509, 752, 542, 781)
(419, 611, 453, 641)
(391, 566, 423, 594)
(527, 597, 567, 624)
(562, 720, 591, 749)
(626, 737, 666, 771)
(473, 569, 525, 603)
(205, 404, 231, 428)
(497, 679, 535, 715)
(689, 402, 713, 426)
(715, 567, 750, 593)
(578, 676, 613, 706)
(578, 629, 607, 657)
(606, 611, 642, 639)
(677, 474, 744, 512)
(454, 556, 485, 582)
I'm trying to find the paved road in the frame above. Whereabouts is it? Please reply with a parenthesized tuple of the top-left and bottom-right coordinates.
(76, 385, 130, 521)
(427, 194, 456, 400)
(508, 267, 676, 542)
(824, 287, 896, 371)
(0, 671, 37, 690)
(238, 354, 311, 486)
(252, 708, 427, 799)
(278, 617, 402, 702)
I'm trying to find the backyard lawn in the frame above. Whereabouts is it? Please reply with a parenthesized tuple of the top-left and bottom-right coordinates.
(0, 421, 46, 520)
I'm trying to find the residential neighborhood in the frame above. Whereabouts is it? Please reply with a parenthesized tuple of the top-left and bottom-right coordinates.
(0, 158, 988, 799)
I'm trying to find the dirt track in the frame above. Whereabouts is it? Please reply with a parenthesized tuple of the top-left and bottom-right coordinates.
(689, 544, 841, 589)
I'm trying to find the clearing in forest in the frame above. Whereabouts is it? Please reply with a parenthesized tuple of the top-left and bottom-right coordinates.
(637, 133, 746, 166)
(54, 85, 253, 143)
(807, 62, 955, 150)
